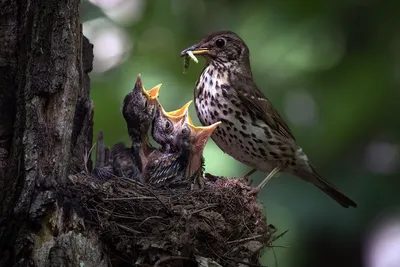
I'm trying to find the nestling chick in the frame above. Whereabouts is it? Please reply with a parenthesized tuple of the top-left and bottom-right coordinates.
(111, 142, 141, 179)
(145, 123, 191, 187)
(121, 74, 161, 173)
(142, 100, 191, 184)
(184, 114, 222, 189)
(151, 99, 192, 153)
(122, 74, 161, 141)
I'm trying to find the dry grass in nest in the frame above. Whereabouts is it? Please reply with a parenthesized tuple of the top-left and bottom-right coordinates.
(63, 174, 281, 267)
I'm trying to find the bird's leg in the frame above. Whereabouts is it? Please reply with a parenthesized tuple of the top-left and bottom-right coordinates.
(243, 168, 257, 185)
(253, 166, 281, 193)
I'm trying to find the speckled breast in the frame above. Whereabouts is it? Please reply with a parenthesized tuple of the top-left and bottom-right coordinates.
(194, 65, 279, 172)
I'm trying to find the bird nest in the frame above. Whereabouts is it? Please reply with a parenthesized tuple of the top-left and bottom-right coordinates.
(63, 173, 280, 267)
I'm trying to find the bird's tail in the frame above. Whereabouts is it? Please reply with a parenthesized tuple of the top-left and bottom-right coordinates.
(295, 163, 357, 208)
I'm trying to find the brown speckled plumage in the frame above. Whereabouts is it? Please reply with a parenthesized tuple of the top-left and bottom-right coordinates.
(181, 30, 357, 208)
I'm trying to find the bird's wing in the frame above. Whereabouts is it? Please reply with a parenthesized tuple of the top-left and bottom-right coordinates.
(111, 142, 128, 157)
(92, 166, 115, 180)
(235, 78, 296, 141)
(111, 142, 143, 179)
(147, 154, 186, 186)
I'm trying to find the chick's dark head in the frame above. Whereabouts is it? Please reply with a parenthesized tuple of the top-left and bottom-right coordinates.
(151, 100, 192, 152)
(122, 74, 161, 140)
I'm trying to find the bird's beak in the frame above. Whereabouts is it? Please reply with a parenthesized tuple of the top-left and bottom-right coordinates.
(189, 121, 222, 151)
(157, 100, 189, 124)
(144, 84, 161, 102)
(180, 44, 209, 57)
(134, 74, 143, 91)
(166, 100, 193, 119)
(134, 74, 160, 102)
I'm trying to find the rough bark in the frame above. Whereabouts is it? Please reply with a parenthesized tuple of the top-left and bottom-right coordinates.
(0, 1, 104, 266)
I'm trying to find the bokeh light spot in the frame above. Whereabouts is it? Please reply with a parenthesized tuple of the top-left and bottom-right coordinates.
(83, 18, 132, 73)
(364, 141, 399, 174)
(365, 214, 400, 267)
(88, 0, 145, 25)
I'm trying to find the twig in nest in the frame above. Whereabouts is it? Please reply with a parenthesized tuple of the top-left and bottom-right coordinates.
(105, 196, 156, 201)
(220, 256, 266, 267)
(116, 223, 142, 234)
(120, 178, 169, 208)
(269, 229, 290, 267)
(138, 216, 165, 227)
(141, 185, 173, 214)
(270, 245, 290, 249)
(270, 229, 289, 244)
(153, 256, 196, 267)
(190, 204, 219, 215)
(226, 234, 263, 245)
(206, 241, 230, 266)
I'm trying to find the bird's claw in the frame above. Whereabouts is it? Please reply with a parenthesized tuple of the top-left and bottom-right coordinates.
(243, 175, 253, 186)
(242, 168, 256, 185)
(247, 187, 260, 197)
(204, 173, 220, 182)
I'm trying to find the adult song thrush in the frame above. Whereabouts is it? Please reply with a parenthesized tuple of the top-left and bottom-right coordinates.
(181, 30, 357, 208)
(121, 74, 161, 173)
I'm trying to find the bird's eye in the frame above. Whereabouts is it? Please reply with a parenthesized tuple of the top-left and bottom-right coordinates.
(181, 128, 187, 135)
(215, 38, 225, 48)
(165, 120, 171, 129)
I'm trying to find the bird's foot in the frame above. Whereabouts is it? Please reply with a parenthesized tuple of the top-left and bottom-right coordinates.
(243, 175, 253, 186)
(243, 168, 257, 186)
(247, 187, 261, 197)
(204, 173, 220, 182)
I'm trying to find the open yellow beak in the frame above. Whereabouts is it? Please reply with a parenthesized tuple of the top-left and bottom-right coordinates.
(144, 83, 161, 101)
(166, 100, 193, 119)
(135, 73, 161, 102)
(188, 121, 222, 150)
(157, 100, 190, 124)
(188, 121, 222, 136)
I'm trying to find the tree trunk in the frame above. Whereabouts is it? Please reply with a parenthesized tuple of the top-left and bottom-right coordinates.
(0, 1, 105, 266)
(0, 2, 273, 267)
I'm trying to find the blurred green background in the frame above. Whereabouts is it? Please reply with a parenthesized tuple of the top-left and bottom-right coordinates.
(81, 1, 400, 266)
